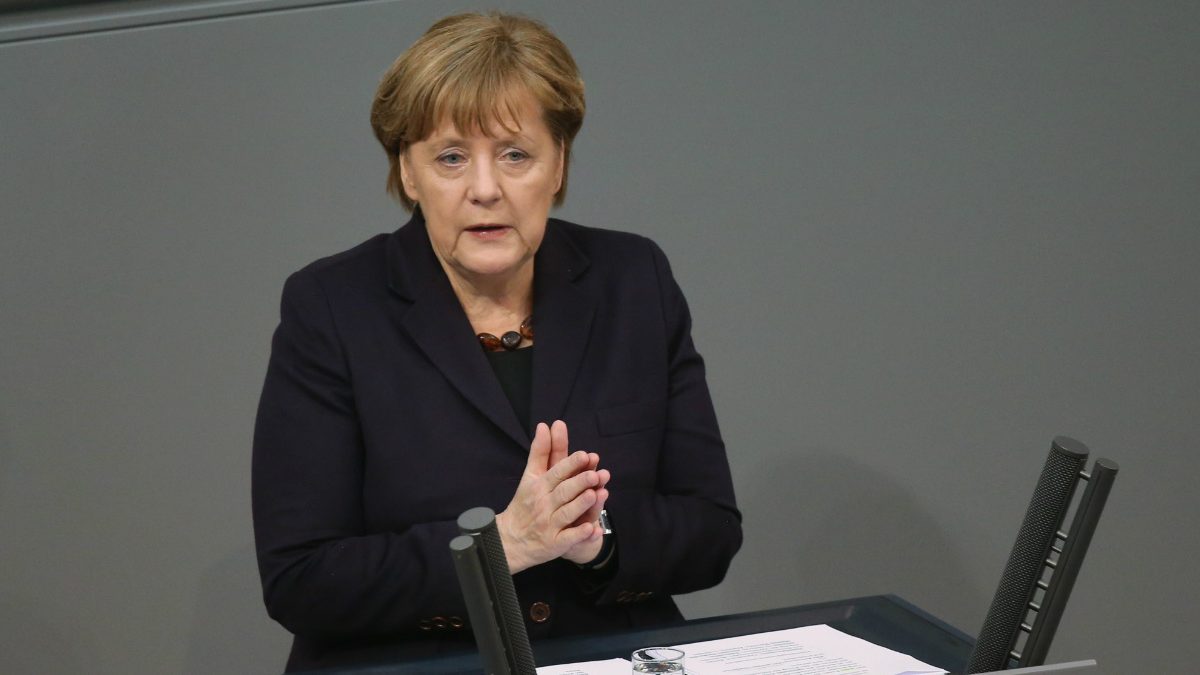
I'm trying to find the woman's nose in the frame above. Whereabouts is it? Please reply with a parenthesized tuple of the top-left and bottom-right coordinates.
(467, 160, 502, 206)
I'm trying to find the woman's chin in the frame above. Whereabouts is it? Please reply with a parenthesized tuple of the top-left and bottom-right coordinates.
(454, 253, 531, 282)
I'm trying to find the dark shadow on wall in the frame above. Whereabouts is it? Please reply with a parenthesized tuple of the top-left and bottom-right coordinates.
(722, 447, 989, 632)
(185, 544, 290, 675)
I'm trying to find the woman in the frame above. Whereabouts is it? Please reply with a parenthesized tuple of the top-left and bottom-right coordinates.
(252, 12, 741, 671)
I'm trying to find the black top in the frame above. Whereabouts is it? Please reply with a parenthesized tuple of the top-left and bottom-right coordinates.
(485, 346, 533, 436)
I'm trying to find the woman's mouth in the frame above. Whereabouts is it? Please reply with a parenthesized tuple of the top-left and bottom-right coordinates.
(466, 224, 510, 239)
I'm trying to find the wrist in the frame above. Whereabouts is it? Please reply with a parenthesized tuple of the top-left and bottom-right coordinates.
(495, 511, 531, 574)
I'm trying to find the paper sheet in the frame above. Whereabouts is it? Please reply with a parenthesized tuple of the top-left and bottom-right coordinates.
(536, 657, 632, 675)
(537, 624, 947, 675)
(674, 625, 947, 675)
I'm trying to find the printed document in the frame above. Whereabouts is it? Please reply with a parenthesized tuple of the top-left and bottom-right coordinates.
(537, 657, 632, 675)
(536, 625, 947, 674)
(675, 625, 947, 675)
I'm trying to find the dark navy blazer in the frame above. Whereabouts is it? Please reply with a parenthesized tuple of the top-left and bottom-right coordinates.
(252, 212, 742, 671)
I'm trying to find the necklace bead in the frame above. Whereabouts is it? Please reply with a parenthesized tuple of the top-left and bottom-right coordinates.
(478, 315, 533, 352)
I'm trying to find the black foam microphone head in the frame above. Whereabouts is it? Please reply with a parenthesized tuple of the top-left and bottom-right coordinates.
(965, 438, 1089, 673)
(451, 507, 536, 675)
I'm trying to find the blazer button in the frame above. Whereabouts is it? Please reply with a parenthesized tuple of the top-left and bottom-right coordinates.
(616, 590, 631, 604)
(529, 601, 551, 623)
(417, 618, 433, 631)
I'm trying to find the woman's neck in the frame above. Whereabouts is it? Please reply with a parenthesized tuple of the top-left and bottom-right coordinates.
(444, 263, 535, 338)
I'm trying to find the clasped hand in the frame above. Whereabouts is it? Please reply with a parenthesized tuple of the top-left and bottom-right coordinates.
(496, 420, 610, 574)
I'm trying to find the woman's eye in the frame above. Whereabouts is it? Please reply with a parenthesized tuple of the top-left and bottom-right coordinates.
(438, 152, 466, 166)
(502, 150, 528, 162)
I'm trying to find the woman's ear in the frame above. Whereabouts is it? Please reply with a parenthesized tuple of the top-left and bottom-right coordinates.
(399, 151, 419, 203)
(554, 143, 565, 194)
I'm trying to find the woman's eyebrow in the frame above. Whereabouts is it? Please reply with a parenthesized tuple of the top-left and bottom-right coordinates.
(429, 136, 467, 148)
(495, 132, 535, 146)
(427, 133, 532, 149)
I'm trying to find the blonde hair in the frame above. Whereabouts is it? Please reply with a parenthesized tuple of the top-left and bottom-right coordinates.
(370, 12, 586, 211)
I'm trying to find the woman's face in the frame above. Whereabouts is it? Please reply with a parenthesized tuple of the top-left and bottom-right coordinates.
(400, 94, 564, 286)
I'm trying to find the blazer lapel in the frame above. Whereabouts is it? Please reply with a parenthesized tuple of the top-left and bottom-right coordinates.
(386, 213, 529, 448)
(530, 220, 595, 427)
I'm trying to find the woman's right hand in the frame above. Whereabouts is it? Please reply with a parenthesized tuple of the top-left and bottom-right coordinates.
(496, 420, 610, 574)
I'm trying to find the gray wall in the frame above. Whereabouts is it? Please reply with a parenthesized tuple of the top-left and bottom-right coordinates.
(2, 1, 1196, 673)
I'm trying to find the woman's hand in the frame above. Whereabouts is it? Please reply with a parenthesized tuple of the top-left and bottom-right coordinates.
(558, 422, 610, 565)
(496, 420, 610, 574)
(545, 420, 610, 563)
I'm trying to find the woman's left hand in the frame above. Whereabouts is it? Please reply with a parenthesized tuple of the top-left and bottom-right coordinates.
(551, 424, 610, 565)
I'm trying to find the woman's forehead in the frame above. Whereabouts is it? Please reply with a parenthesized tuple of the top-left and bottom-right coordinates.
(425, 93, 546, 143)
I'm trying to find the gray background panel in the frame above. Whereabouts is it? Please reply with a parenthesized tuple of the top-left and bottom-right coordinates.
(2, 1, 1196, 673)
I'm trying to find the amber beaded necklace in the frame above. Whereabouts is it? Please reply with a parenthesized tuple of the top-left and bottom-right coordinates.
(477, 316, 533, 352)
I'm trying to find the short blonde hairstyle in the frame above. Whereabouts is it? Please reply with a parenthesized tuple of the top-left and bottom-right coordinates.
(370, 12, 586, 211)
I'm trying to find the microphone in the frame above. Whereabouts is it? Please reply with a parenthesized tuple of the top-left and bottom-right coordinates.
(450, 506, 536, 675)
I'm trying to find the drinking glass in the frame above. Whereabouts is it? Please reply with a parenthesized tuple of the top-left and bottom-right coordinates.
(631, 647, 685, 673)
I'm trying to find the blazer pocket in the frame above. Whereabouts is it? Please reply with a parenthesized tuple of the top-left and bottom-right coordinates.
(595, 399, 666, 437)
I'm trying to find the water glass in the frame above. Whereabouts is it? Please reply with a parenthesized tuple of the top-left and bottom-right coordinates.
(631, 647, 685, 673)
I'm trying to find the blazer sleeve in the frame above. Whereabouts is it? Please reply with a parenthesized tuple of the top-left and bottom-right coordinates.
(597, 240, 743, 603)
(251, 269, 465, 639)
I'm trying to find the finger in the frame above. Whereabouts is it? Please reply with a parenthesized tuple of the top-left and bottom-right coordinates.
(553, 487, 598, 529)
(592, 487, 609, 513)
(526, 422, 551, 473)
(551, 469, 599, 506)
(573, 487, 608, 527)
(549, 419, 569, 468)
(582, 451, 600, 472)
(547, 450, 591, 484)
(594, 468, 611, 489)
(556, 520, 601, 551)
